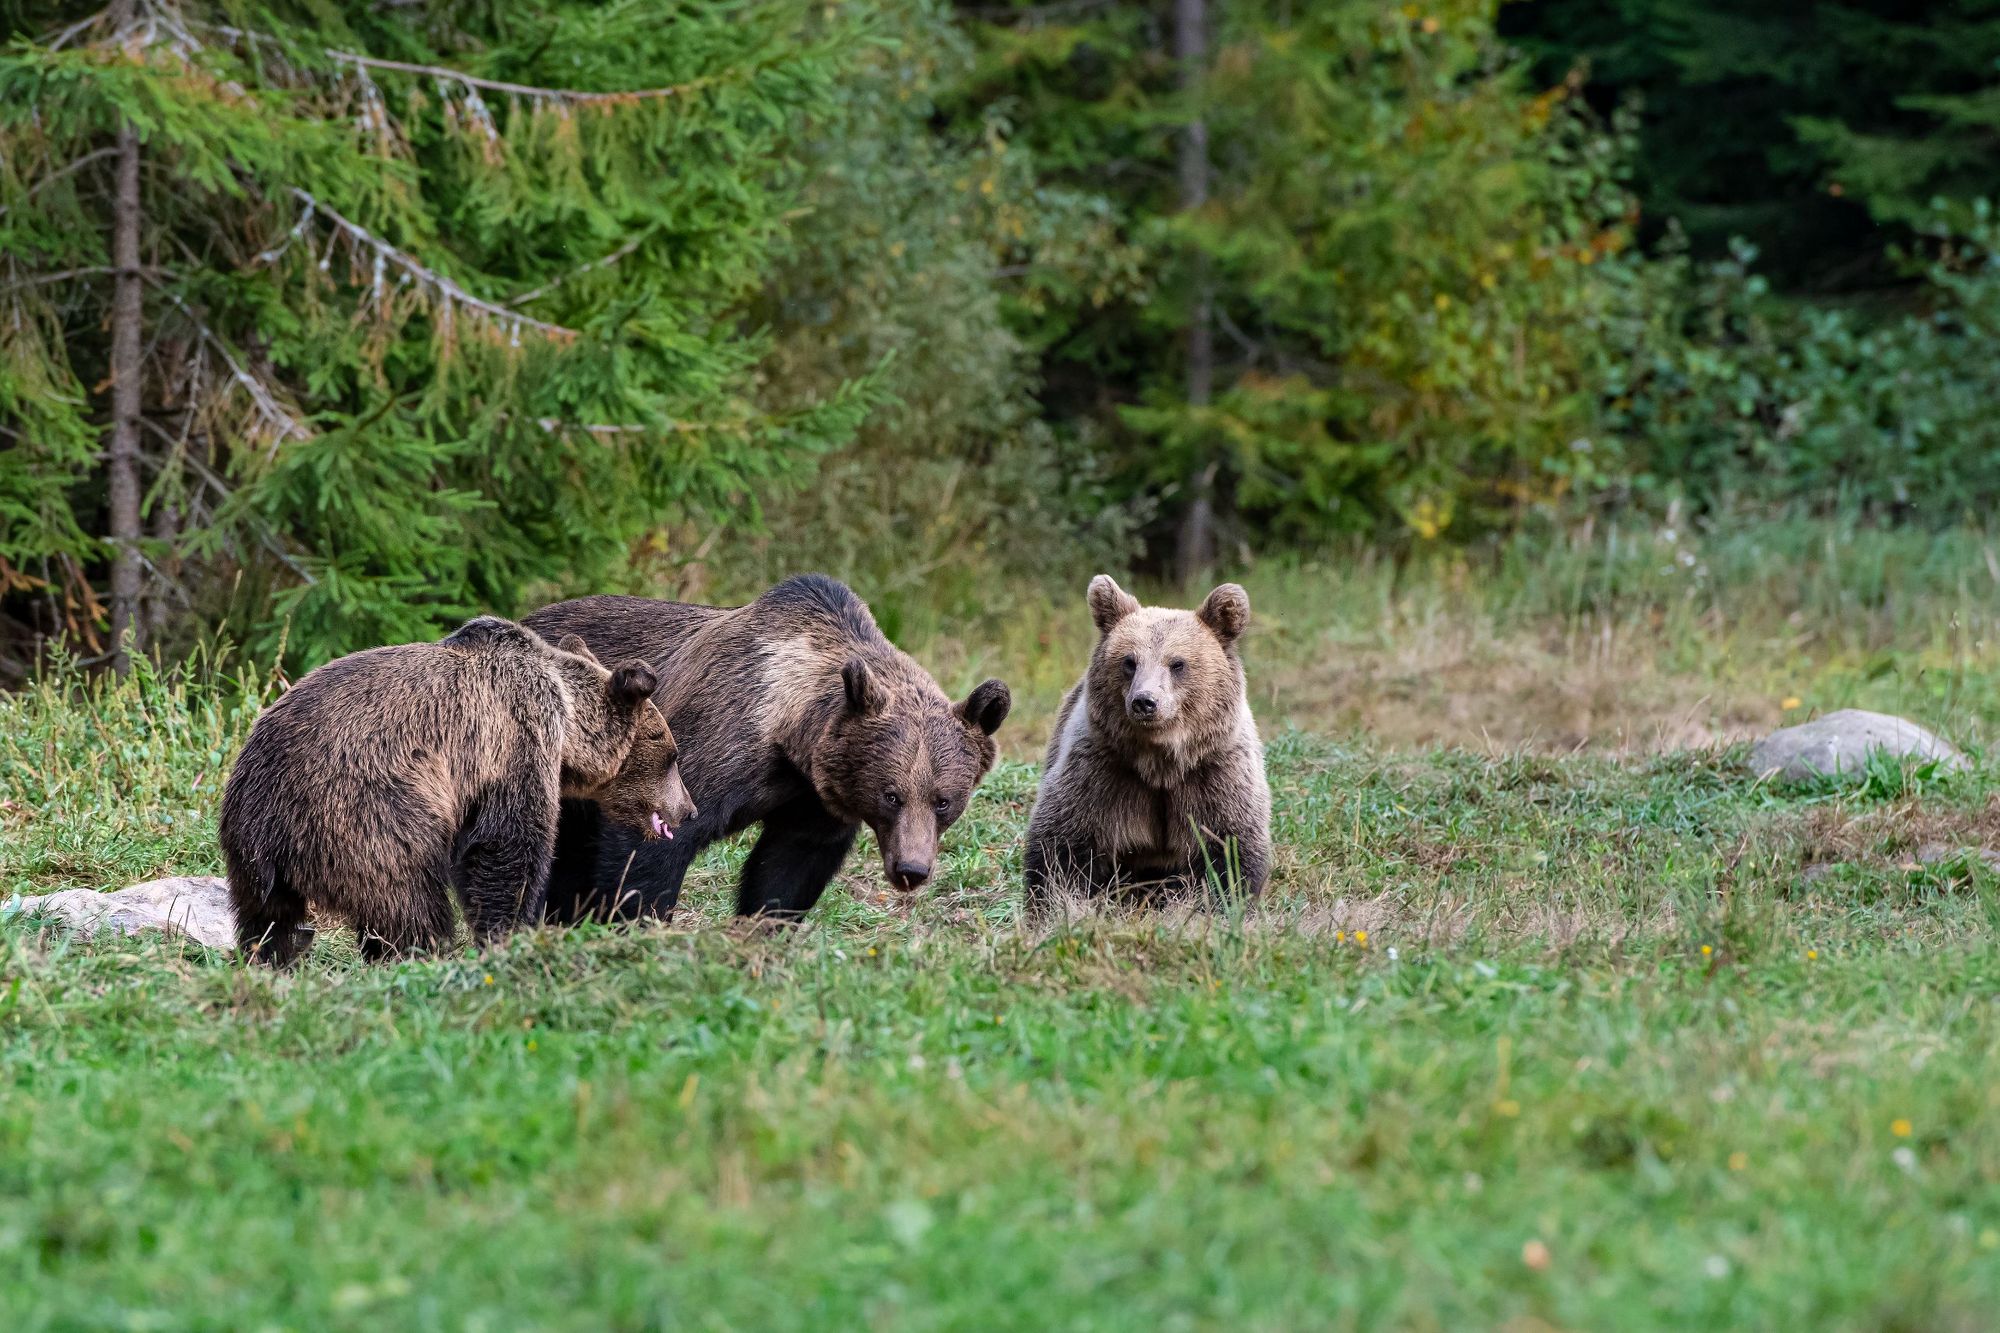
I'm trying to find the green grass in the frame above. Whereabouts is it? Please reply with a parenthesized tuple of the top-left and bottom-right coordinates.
(5, 522, 2000, 1330)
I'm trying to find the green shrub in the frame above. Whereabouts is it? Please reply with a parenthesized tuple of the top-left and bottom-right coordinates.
(1612, 209, 2000, 522)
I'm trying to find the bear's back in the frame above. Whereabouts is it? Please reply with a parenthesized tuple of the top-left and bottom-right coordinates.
(225, 633, 564, 845)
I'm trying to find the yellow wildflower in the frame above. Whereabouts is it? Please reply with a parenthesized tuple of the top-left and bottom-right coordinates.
(1891, 1118, 1913, 1138)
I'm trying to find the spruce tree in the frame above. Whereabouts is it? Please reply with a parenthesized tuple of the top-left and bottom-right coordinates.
(957, 0, 1640, 551)
(0, 1, 870, 673)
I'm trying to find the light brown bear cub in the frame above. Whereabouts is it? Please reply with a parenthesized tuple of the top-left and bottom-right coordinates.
(221, 616, 694, 965)
(1024, 575, 1271, 907)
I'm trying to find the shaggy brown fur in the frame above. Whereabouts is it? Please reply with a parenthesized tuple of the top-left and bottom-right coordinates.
(220, 617, 694, 966)
(1024, 576, 1271, 907)
(524, 574, 1010, 922)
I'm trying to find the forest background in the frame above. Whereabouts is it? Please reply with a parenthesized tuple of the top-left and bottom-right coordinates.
(3, 0, 1996, 679)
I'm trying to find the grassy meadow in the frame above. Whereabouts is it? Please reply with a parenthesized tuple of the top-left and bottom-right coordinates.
(5, 519, 2000, 1329)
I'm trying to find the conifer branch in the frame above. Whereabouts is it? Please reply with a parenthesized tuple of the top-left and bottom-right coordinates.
(282, 188, 579, 343)
(512, 233, 648, 304)
(0, 267, 132, 293)
(0, 147, 119, 219)
(209, 25, 718, 107)
(323, 50, 718, 106)
(145, 281, 310, 451)
(137, 416, 320, 586)
(536, 419, 656, 436)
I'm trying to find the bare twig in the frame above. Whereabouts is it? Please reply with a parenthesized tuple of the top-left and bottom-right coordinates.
(512, 232, 649, 304)
(144, 279, 310, 450)
(0, 147, 119, 220)
(532, 417, 724, 437)
(142, 423, 319, 585)
(0, 267, 133, 293)
(44, 6, 111, 50)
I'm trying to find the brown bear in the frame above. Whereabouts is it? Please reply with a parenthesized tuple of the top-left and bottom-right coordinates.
(1024, 575, 1271, 907)
(220, 616, 695, 965)
(523, 574, 1010, 923)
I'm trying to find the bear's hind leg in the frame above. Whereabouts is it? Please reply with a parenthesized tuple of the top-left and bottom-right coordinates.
(455, 791, 556, 943)
(354, 861, 458, 963)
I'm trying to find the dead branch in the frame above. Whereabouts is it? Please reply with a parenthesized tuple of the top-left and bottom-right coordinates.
(144, 279, 311, 451)
(284, 188, 578, 342)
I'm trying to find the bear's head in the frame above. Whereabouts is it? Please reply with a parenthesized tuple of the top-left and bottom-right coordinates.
(1083, 574, 1249, 757)
(813, 655, 1011, 892)
(552, 636, 697, 840)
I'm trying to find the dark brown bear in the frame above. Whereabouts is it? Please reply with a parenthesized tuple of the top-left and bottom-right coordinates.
(1024, 575, 1271, 907)
(220, 616, 695, 966)
(524, 574, 1011, 922)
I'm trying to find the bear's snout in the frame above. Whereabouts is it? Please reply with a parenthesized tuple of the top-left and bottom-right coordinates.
(889, 860, 932, 891)
(1128, 692, 1158, 720)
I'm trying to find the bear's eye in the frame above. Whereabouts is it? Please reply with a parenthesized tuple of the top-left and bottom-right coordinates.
(1121, 655, 1137, 677)
(885, 791, 903, 810)
(1169, 659, 1186, 675)
(932, 796, 950, 817)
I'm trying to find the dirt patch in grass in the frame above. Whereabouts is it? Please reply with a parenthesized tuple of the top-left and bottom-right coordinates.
(1788, 794, 2000, 870)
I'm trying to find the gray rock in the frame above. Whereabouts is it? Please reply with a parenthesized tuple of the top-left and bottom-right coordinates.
(5, 875, 238, 951)
(1748, 709, 1966, 784)
(1912, 842, 2000, 872)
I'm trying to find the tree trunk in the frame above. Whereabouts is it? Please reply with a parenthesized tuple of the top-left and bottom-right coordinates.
(1173, 0, 1216, 584)
(105, 105, 145, 673)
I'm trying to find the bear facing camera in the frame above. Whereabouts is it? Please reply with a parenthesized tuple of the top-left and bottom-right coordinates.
(1024, 574, 1272, 908)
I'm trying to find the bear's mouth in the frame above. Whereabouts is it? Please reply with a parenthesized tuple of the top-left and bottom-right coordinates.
(649, 811, 674, 840)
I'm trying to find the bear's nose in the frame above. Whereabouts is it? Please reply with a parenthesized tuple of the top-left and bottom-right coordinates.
(1128, 693, 1158, 718)
(891, 860, 932, 890)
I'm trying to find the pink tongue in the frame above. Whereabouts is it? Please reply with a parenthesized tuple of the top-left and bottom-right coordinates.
(651, 812, 672, 839)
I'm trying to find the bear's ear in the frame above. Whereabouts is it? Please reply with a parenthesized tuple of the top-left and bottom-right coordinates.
(956, 678, 1011, 737)
(1196, 583, 1250, 646)
(557, 633, 602, 667)
(1087, 574, 1140, 634)
(842, 657, 886, 716)
(608, 661, 658, 707)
